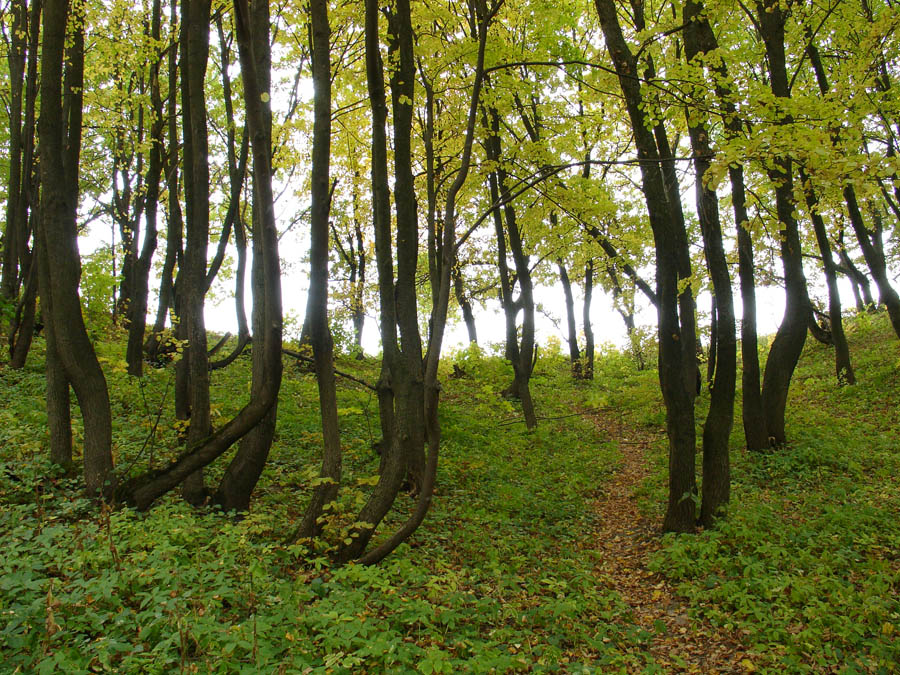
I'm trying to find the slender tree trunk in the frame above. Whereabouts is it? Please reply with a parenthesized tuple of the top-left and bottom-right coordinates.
(682, 1, 766, 450)
(38, 0, 114, 495)
(596, 0, 696, 532)
(5, 0, 41, 368)
(145, 0, 181, 363)
(582, 260, 595, 379)
(453, 261, 478, 345)
(289, 0, 341, 536)
(756, 0, 811, 447)
(356, 0, 491, 565)
(800, 169, 855, 384)
(684, 0, 737, 527)
(2, 0, 27, 306)
(837, 230, 875, 310)
(333, 0, 408, 563)
(803, 29, 900, 340)
(558, 259, 581, 377)
(485, 105, 537, 429)
(125, 0, 165, 377)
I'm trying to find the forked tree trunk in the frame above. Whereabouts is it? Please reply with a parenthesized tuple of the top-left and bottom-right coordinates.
(38, 0, 114, 495)
(596, 0, 697, 533)
(684, 0, 737, 527)
(125, 0, 165, 377)
(213, 0, 284, 512)
(800, 168, 855, 385)
(683, 1, 766, 450)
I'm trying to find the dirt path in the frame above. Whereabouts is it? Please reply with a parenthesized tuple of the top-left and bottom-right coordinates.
(587, 411, 751, 673)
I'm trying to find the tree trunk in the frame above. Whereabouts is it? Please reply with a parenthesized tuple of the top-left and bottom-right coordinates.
(484, 105, 537, 429)
(596, 0, 696, 532)
(213, 0, 283, 511)
(684, 0, 737, 527)
(582, 260, 595, 379)
(145, 0, 181, 363)
(38, 0, 114, 495)
(356, 0, 491, 565)
(125, 0, 165, 377)
(453, 261, 478, 345)
(558, 259, 581, 377)
(5, 0, 41, 369)
(802, 28, 900, 340)
(333, 0, 410, 562)
(2, 0, 27, 306)
(756, 0, 811, 447)
(289, 0, 341, 536)
(801, 169, 855, 384)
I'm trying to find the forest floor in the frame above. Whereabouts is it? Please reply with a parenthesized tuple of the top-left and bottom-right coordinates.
(1, 314, 898, 672)
(585, 410, 751, 672)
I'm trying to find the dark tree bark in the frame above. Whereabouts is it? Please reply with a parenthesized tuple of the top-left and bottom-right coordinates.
(125, 0, 165, 377)
(289, 0, 341, 537)
(354, 0, 493, 565)
(802, 31, 900, 340)
(5, 0, 41, 368)
(586, 224, 658, 307)
(2, 0, 28, 305)
(595, 0, 697, 533)
(682, 2, 766, 450)
(558, 259, 581, 377)
(684, 0, 738, 527)
(483, 104, 537, 429)
(837, 228, 876, 311)
(177, 0, 213, 504)
(800, 168, 855, 384)
(213, 0, 283, 511)
(755, 0, 812, 447)
(207, 15, 251, 372)
(38, 0, 114, 495)
(333, 0, 410, 562)
(452, 259, 478, 345)
(123, 0, 283, 513)
(145, 0, 181, 363)
(582, 260, 595, 379)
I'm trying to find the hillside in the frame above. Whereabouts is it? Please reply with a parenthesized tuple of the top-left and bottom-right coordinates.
(0, 314, 898, 672)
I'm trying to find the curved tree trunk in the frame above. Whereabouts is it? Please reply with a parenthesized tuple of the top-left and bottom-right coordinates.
(801, 169, 855, 384)
(756, 0, 811, 447)
(684, 0, 737, 527)
(38, 0, 113, 495)
(125, 0, 165, 377)
(289, 0, 341, 536)
(596, 0, 697, 533)
(213, 0, 284, 512)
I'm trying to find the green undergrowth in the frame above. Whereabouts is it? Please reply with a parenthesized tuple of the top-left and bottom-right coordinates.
(1, 314, 898, 672)
(1, 335, 638, 673)
(628, 314, 899, 674)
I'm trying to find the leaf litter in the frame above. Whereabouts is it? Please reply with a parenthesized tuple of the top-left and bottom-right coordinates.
(582, 409, 753, 673)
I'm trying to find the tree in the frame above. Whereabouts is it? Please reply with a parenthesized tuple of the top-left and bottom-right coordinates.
(37, 0, 114, 492)
(594, 0, 698, 532)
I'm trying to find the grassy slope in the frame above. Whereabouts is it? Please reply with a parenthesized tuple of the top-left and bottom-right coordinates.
(0, 314, 897, 673)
